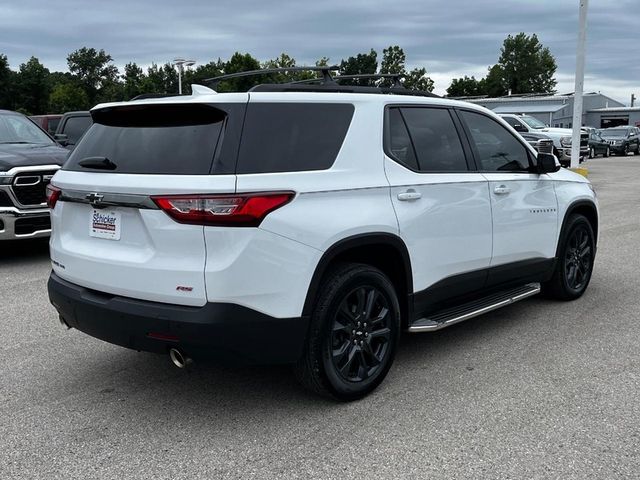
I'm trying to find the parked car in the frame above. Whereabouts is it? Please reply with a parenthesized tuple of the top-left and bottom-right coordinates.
(499, 114, 589, 166)
(0, 110, 68, 240)
(588, 131, 610, 158)
(520, 131, 554, 153)
(47, 71, 599, 400)
(29, 114, 62, 136)
(54, 111, 92, 150)
(599, 126, 640, 156)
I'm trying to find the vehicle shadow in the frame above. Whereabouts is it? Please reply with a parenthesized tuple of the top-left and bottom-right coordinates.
(0, 238, 50, 263)
(49, 296, 564, 418)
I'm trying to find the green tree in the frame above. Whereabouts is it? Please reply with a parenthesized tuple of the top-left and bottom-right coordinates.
(67, 47, 119, 104)
(122, 62, 145, 100)
(496, 33, 557, 94)
(484, 64, 507, 97)
(0, 54, 14, 109)
(217, 52, 262, 92)
(14, 57, 50, 114)
(140, 63, 178, 95)
(49, 83, 89, 112)
(182, 60, 225, 94)
(339, 49, 377, 85)
(446, 75, 485, 97)
(404, 67, 435, 92)
(380, 45, 406, 76)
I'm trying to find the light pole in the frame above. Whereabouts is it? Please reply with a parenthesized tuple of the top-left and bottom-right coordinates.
(570, 0, 589, 169)
(173, 58, 196, 95)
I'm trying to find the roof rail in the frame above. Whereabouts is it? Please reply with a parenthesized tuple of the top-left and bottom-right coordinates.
(249, 83, 439, 98)
(129, 93, 180, 101)
(203, 66, 340, 88)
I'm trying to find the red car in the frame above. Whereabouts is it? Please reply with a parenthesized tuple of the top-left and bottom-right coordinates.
(30, 114, 62, 136)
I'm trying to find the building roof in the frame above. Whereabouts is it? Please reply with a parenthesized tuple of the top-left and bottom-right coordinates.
(493, 104, 566, 114)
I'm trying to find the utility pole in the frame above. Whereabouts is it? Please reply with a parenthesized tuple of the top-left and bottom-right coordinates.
(570, 0, 589, 169)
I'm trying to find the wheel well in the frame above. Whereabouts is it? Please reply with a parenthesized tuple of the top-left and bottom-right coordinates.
(303, 236, 413, 328)
(568, 203, 598, 245)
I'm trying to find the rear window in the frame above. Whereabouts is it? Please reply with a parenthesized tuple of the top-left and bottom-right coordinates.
(63, 116, 92, 145)
(63, 104, 229, 175)
(236, 103, 354, 174)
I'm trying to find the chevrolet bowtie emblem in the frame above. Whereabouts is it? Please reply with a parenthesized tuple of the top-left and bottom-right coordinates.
(86, 193, 104, 204)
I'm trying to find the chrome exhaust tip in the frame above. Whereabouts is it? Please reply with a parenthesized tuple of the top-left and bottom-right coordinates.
(169, 348, 192, 369)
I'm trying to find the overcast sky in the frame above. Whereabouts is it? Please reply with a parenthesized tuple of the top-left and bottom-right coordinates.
(1, 0, 638, 103)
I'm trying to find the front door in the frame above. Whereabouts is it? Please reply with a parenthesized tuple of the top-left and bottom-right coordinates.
(456, 109, 558, 284)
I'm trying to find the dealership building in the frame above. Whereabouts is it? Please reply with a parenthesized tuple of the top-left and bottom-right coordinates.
(461, 92, 640, 129)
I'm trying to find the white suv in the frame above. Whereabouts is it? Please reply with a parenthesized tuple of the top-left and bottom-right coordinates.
(47, 72, 599, 400)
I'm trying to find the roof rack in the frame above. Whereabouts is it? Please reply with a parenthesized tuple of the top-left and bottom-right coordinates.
(129, 93, 180, 101)
(204, 66, 340, 88)
(292, 73, 404, 88)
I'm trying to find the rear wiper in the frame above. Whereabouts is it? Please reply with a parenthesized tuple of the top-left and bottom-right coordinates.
(78, 157, 117, 170)
(0, 141, 37, 144)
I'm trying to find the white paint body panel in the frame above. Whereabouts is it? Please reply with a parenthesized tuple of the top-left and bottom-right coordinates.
(49, 91, 599, 320)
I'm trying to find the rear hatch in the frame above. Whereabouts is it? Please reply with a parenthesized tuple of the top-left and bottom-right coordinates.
(49, 99, 247, 306)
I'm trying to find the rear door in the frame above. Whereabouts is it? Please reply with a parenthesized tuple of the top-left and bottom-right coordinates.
(384, 106, 493, 312)
(456, 109, 558, 280)
(50, 100, 247, 306)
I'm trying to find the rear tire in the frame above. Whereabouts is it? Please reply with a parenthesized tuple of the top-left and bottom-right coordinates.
(294, 263, 401, 401)
(542, 214, 595, 301)
(634, 144, 640, 155)
(589, 147, 594, 159)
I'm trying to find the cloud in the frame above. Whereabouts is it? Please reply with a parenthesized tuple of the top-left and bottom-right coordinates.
(1, 0, 637, 103)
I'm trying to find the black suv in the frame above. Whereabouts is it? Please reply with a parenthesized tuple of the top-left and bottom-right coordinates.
(599, 126, 640, 156)
(54, 111, 92, 150)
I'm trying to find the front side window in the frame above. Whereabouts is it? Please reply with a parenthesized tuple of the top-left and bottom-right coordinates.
(386, 107, 467, 172)
(460, 110, 532, 172)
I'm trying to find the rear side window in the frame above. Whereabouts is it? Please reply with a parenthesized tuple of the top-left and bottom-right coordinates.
(63, 104, 229, 175)
(459, 110, 532, 172)
(236, 103, 354, 174)
(386, 107, 468, 172)
(63, 116, 92, 145)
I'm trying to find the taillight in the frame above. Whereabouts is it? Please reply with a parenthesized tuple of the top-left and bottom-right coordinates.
(46, 185, 61, 209)
(151, 192, 295, 227)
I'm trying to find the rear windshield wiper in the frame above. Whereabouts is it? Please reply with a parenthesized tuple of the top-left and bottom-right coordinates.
(78, 157, 118, 170)
(0, 141, 38, 144)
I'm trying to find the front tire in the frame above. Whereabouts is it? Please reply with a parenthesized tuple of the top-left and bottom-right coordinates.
(542, 214, 595, 300)
(589, 147, 594, 159)
(604, 146, 610, 158)
(294, 263, 401, 401)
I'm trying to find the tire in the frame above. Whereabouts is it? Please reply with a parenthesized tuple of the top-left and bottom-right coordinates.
(542, 214, 595, 301)
(623, 145, 629, 156)
(294, 263, 401, 401)
(604, 146, 610, 158)
(634, 144, 640, 156)
(589, 147, 594, 159)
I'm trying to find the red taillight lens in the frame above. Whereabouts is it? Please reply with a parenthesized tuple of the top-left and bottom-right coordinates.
(46, 185, 61, 209)
(151, 192, 295, 227)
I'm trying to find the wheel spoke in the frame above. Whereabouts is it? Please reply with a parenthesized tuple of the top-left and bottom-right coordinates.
(362, 340, 381, 367)
(364, 288, 378, 319)
(370, 307, 389, 326)
(579, 245, 591, 259)
(339, 347, 358, 377)
(355, 288, 366, 316)
(357, 350, 370, 380)
(338, 302, 356, 323)
(332, 340, 351, 361)
(369, 327, 391, 341)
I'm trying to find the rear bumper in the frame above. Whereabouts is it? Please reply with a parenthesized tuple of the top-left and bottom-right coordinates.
(48, 272, 309, 365)
(0, 207, 51, 240)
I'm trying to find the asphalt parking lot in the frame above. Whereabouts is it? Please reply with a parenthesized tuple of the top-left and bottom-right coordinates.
(1, 156, 639, 479)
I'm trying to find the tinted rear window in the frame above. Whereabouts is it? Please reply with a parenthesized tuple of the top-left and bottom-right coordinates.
(63, 104, 227, 174)
(63, 116, 92, 144)
(236, 103, 354, 174)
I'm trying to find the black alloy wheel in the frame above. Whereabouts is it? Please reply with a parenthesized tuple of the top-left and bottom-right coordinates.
(295, 263, 400, 401)
(542, 214, 595, 300)
(330, 286, 391, 383)
(563, 225, 593, 291)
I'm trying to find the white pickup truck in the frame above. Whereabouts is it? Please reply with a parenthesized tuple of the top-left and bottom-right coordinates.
(500, 114, 588, 166)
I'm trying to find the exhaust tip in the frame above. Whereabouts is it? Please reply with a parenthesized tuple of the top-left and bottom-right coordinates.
(169, 348, 192, 369)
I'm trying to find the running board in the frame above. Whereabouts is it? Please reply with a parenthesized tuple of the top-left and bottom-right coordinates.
(408, 283, 541, 333)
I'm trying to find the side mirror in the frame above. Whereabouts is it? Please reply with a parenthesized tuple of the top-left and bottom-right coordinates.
(537, 152, 560, 173)
(513, 124, 527, 133)
(54, 133, 69, 146)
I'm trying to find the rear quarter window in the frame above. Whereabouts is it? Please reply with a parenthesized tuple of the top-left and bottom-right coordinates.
(236, 103, 354, 174)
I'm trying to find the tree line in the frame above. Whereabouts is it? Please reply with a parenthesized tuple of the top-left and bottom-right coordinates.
(0, 33, 557, 115)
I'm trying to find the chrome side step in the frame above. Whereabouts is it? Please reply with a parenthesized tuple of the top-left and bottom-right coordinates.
(408, 283, 541, 333)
